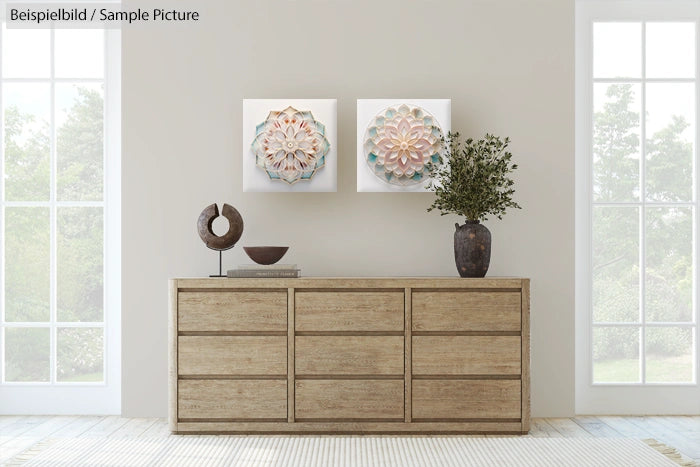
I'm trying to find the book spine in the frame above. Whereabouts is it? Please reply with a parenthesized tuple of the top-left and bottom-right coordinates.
(227, 270, 300, 278)
(237, 264, 297, 270)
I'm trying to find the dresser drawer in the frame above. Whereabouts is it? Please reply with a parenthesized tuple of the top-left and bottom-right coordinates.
(178, 380, 287, 420)
(295, 380, 403, 420)
(412, 380, 521, 419)
(178, 336, 287, 376)
(295, 336, 403, 375)
(412, 291, 521, 332)
(413, 336, 520, 375)
(295, 291, 403, 331)
(178, 291, 286, 332)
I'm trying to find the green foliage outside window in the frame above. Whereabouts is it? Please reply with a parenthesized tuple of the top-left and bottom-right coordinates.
(3, 86, 105, 382)
(593, 84, 692, 364)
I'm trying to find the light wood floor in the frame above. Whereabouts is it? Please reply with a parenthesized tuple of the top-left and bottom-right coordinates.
(1, 416, 699, 464)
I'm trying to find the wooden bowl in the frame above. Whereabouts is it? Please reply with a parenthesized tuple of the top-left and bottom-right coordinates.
(243, 246, 289, 265)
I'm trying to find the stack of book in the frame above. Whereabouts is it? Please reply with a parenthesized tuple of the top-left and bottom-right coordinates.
(227, 264, 300, 278)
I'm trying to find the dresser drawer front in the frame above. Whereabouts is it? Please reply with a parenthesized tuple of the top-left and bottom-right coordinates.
(296, 336, 404, 375)
(413, 336, 521, 375)
(295, 380, 403, 420)
(295, 291, 404, 331)
(178, 291, 286, 332)
(412, 380, 521, 419)
(412, 291, 521, 332)
(178, 336, 287, 376)
(178, 380, 287, 420)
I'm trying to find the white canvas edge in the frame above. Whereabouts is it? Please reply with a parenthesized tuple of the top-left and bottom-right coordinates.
(243, 99, 338, 192)
(356, 99, 451, 193)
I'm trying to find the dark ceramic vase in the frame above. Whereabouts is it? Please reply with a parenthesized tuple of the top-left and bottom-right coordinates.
(454, 221, 491, 278)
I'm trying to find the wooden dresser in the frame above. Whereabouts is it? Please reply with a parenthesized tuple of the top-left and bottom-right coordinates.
(169, 277, 530, 434)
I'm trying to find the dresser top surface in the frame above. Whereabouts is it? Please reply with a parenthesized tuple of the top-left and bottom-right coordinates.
(172, 277, 529, 289)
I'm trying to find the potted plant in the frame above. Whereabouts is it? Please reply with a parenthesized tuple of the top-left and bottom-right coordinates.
(426, 132, 521, 277)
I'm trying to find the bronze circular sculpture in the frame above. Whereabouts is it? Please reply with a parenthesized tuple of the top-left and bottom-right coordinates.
(197, 203, 244, 251)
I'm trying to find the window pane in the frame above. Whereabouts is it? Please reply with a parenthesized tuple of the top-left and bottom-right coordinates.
(1, 26, 50, 78)
(646, 23, 695, 79)
(55, 30, 104, 78)
(3, 83, 51, 201)
(56, 84, 104, 201)
(4, 207, 50, 322)
(646, 83, 695, 202)
(645, 207, 693, 323)
(4, 327, 50, 382)
(593, 83, 641, 202)
(594, 23, 641, 78)
(593, 207, 639, 323)
(593, 326, 640, 383)
(57, 327, 103, 382)
(57, 207, 104, 322)
(646, 327, 693, 383)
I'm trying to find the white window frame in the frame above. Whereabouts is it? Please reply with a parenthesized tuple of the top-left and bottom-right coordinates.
(576, 0, 700, 414)
(0, 13, 120, 414)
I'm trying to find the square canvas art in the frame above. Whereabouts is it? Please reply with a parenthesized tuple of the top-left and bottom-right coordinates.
(243, 99, 337, 192)
(357, 99, 451, 192)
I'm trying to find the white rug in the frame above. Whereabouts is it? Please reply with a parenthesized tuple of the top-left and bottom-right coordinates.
(5, 436, 692, 467)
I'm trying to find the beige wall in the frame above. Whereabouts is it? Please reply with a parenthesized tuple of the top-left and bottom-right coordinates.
(122, 0, 574, 417)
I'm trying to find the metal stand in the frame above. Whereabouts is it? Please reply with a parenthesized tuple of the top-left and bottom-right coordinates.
(209, 250, 226, 278)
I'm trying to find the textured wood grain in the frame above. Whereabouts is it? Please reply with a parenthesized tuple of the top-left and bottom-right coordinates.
(0, 416, 78, 460)
(413, 336, 521, 375)
(176, 277, 524, 290)
(521, 278, 531, 432)
(178, 291, 286, 332)
(545, 418, 594, 438)
(571, 416, 623, 437)
(295, 291, 403, 331)
(174, 421, 523, 434)
(82, 416, 130, 437)
(178, 336, 286, 375)
(295, 380, 403, 419)
(170, 277, 531, 435)
(295, 336, 403, 375)
(178, 380, 287, 419)
(412, 291, 521, 331)
(168, 280, 178, 431)
(412, 380, 521, 419)
(287, 288, 295, 423)
(108, 418, 158, 438)
(404, 287, 412, 423)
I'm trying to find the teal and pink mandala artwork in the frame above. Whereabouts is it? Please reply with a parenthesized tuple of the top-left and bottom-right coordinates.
(251, 106, 330, 184)
(363, 104, 442, 186)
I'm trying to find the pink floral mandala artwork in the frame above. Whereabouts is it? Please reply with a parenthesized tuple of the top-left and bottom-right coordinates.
(363, 104, 443, 186)
(251, 106, 330, 184)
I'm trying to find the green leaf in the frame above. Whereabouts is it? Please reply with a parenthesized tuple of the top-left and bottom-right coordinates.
(426, 131, 522, 222)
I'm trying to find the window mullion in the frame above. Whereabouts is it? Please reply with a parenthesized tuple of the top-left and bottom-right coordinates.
(1, 77, 104, 84)
(588, 17, 595, 389)
(0, 18, 5, 385)
(593, 77, 696, 84)
(593, 322, 697, 326)
(695, 18, 700, 385)
(49, 27, 57, 385)
(1, 201, 106, 208)
(593, 201, 696, 207)
(640, 21, 647, 385)
(102, 29, 108, 385)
